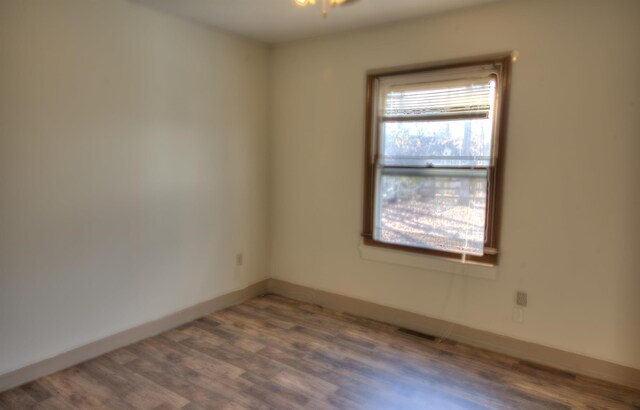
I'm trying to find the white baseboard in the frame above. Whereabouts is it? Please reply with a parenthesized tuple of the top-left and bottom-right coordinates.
(268, 278, 640, 391)
(0, 279, 269, 393)
(3, 277, 638, 394)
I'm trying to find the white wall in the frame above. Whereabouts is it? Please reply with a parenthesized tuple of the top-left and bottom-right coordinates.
(1, 0, 639, 378)
(269, 0, 640, 369)
(0, 0, 269, 375)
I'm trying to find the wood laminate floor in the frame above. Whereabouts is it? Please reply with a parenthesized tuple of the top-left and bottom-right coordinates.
(1, 294, 639, 409)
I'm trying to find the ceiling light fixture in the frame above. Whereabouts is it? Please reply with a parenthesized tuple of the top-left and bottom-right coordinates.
(294, 0, 358, 18)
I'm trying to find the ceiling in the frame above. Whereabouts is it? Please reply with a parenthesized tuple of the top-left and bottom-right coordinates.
(132, 0, 505, 44)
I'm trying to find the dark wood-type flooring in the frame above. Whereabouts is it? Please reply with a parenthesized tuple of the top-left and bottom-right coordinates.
(1, 294, 639, 409)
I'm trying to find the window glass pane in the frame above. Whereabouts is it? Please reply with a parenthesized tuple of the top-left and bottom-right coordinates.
(380, 119, 493, 167)
(375, 172, 487, 255)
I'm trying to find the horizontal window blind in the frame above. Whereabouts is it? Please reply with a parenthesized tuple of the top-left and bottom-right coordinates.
(382, 78, 495, 119)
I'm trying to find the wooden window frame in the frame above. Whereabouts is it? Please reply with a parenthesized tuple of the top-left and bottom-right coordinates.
(361, 53, 513, 266)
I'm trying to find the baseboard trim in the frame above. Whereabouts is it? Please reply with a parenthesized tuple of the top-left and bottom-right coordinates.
(268, 279, 640, 391)
(0, 279, 269, 393)
(3, 278, 638, 393)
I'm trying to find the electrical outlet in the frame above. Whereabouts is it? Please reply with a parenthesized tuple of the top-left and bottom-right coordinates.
(236, 253, 244, 267)
(513, 307, 524, 323)
(516, 291, 528, 307)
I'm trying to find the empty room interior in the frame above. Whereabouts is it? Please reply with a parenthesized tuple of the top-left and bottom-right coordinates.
(1, 0, 640, 408)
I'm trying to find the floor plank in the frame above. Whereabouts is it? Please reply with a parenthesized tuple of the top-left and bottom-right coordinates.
(1, 294, 639, 409)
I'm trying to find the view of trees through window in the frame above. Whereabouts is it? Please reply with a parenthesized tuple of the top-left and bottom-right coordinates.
(381, 119, 492, 167)
(376, 119, 492, 255)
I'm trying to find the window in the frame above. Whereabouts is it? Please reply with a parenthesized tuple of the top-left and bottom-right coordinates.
(362, 54, 512, 265)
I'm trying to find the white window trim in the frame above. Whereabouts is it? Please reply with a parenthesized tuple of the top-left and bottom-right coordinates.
(359, 240, 497, 280)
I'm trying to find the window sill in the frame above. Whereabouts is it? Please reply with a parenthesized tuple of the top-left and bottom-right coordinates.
(358, 241, 498, 280)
